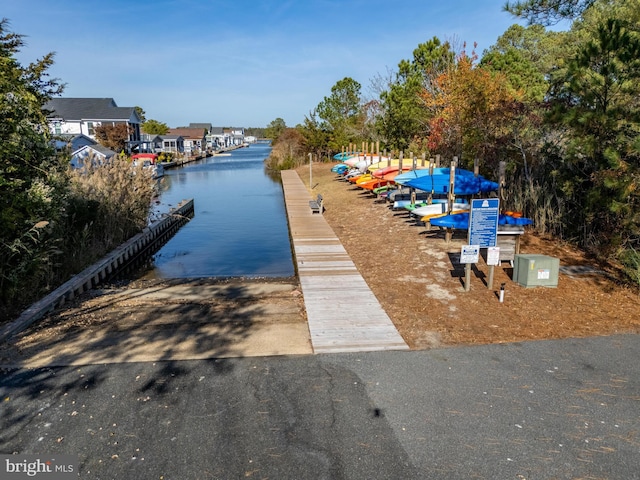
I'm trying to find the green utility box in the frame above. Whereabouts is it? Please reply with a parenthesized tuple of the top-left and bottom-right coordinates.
(513, 254, 559, 288)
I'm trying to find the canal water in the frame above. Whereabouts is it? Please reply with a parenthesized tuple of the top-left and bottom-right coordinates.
(141, 143, 295, 279)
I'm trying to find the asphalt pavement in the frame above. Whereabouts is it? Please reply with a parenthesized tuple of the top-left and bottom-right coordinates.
(1, 334, 639, 479)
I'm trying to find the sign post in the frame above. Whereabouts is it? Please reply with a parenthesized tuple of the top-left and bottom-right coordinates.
(465, 198, 500, 290)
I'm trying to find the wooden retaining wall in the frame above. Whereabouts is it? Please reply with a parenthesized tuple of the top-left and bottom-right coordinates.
(0, 199, 194, 342)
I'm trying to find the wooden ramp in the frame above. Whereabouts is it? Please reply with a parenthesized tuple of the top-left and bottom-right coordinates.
(281, 170, 409, 354)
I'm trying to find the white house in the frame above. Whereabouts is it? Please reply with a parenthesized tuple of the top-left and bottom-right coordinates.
(140, 133, 163, 153)
(159, 134, 185, 154)
(166, 128, 206, 155)
(70, 144, 117, 169)
(45, 98, 142, 153)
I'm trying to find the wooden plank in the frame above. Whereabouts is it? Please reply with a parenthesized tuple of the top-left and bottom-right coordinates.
(281, 170, 408, 354)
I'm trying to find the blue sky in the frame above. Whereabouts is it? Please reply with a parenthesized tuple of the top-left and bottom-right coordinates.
(3, 0, 526, 128)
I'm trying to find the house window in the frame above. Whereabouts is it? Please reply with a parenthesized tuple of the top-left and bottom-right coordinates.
(54, 121, 61, 135)
(87, 122, 95, 136)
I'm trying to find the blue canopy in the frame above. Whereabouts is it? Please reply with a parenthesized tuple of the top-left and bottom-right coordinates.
(405, 172, 499, 196)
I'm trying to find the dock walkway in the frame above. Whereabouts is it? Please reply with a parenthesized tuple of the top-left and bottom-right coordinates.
(281, 170, 409, 354)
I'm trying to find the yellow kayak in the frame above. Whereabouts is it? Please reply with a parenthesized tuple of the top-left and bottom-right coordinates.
(354, 174, 374, 185)
(421, 209, 468, 223)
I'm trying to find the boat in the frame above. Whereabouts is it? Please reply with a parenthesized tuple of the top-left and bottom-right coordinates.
(333, 152, 356, 161)
(394, 167, 475, 185)
(132, 153, 164, 179)
(344, 154, 389, 167)
(420, 209, 469, 223)
(358, 178, 393, 191)
(411, 201, 470, 218)
(353, 174, 374, 184)
(331, 163, 350, 174)
(404, 172, 499, 196)
(371, 164, 416, 178)
(430, 212, 534, 229)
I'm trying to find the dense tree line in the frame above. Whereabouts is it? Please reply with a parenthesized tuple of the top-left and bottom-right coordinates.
(268, 0, 640, 284)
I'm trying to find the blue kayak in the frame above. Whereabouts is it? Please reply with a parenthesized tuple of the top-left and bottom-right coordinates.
(430, 213, 534, 229)
(405, 173, 499, 195)
(394, 167, 475, 185)
(331, 164, 350, 173)
(333, 152, 356, 161)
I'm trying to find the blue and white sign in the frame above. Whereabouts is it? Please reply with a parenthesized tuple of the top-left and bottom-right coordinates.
(461, 245, 480, 264)
(468, 198, 499, 247)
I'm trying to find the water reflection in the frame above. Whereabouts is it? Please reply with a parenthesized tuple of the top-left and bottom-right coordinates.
(140, 144, 294, 279)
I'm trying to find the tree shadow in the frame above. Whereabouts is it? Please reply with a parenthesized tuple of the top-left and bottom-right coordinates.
(0, 278, 304, 453)
(0, 279, 302, 368)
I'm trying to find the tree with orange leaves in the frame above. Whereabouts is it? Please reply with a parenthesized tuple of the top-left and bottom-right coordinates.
(422, 46, 523, 171)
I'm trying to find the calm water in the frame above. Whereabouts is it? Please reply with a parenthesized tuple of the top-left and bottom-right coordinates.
(143, 143, 294, 278)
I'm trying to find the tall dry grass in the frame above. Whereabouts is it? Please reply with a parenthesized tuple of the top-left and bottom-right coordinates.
(0, 156, 158, 321)
(65, 156, 157, 271)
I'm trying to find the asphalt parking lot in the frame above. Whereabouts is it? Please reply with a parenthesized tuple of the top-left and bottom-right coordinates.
(1, 333, 638, 479)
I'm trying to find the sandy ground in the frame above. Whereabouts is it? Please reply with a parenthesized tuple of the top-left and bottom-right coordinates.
(297, 162, 640, 349)
(0, 279, 312, 367)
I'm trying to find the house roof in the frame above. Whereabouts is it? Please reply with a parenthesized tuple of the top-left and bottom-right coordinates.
(167, 128, 206, 140)
(45, 98, 140, 123)
(140, 133, 163, 142)
(56, 133, 96, 143)
(72, 144, 117, 158)
(188, 123, 212, 130)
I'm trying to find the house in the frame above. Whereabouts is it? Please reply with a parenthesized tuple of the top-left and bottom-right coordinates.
(53, 133, 96, 153)
(208, 127, 228, 150)
(45, 98, 142, 153)
(228, 127, 245, 146)
(70, 144, 117, 169)
(159, 134, 185, 154)
(166, 128, 206, 155)
(209, 127, 245, 149)
(139, 133, 163, 153)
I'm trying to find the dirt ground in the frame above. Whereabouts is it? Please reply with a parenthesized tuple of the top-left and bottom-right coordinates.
(296, 163, 640, 349)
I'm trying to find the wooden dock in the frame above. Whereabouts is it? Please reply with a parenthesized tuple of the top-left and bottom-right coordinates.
(281, 170, 409, 354)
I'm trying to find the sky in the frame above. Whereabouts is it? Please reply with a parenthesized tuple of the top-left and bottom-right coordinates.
(3, 0, 527, 129)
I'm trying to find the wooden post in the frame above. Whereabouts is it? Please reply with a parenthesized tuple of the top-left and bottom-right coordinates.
(488, 263, 495, 290)
(435, 154, 441, 168)
(448, 157, 457, 215)
(499, 161, 506, 205)
(399, 151, 404, 176)
(421, 152, 426, 167)
(376, 141, 380, 157)
(464, 262, 472, 292)
(428, 161, 434, 204)
(309, 152, 313, 189)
